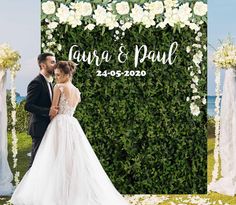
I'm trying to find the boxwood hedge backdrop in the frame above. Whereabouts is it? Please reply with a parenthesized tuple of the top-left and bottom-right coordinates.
(41, 10, 207, 194)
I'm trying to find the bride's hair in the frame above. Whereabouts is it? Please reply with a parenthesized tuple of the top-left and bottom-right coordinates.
(56, 61, 77, 76)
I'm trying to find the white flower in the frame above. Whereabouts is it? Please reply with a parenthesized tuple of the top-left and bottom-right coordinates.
(67, 10, 82, 28)
(130, 4, 144, 23)
(48, 22, 58, 30)
(56, 4, 70, 24)
(121, 22, 132, 30)
(142, 11, 155, 28)
(105, 12, 119, 30)
(178, 3, 192, 24)
(186, 46, 191, 53)
(164, 9, 177, 27)
(42, 1, 56, 15)
(202, 98, 206, 105)
(116, 2, 130, 15)
(189, 23, 200, 32)
(57, 44, 62, 51)
(156, 21, 167, 29)
(190, 83, 196, 89)
(144, 2, 164, 15)
(190, 71, 194, 76)
(70, 2, 92, 16)
(192, 75, 199, 84)
(84, 23, 95, 31)
(45, 30, 51, 35)
(193, 2, 207, 16)
(186, 97, 190, 101)
(193, 50, 203, 67)
(190, 102, 200, 116)
(195, 36, 200, 41)
(47, 34, 53, 40)
(93, 5, 107, 25)
(164, 0, 178, 9)
(192, 88, 198, 93)
(197, 32, 203, 37)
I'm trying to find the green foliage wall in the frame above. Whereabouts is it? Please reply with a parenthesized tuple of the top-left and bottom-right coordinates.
(42, 22, 207, 193)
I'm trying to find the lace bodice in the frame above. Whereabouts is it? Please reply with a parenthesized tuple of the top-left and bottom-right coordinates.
(57, 85, 81, 116)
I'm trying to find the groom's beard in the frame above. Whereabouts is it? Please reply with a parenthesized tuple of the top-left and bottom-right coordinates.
(46, 68, 54, 75)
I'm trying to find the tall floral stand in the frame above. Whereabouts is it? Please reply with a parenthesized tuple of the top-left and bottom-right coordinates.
(0, 70, 14, 195)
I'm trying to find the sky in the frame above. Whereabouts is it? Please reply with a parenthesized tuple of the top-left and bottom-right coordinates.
(208, 0, 236, 95)
(0, 0, 40, 96)
(0, 1, 235, 96)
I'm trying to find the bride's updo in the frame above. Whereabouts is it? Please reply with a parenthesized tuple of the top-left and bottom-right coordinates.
(56, 61, 77, 76)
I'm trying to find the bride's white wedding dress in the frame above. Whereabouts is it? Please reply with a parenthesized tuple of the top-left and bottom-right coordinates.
(208, 68, 236, 196)
(10, 83, 131, 205)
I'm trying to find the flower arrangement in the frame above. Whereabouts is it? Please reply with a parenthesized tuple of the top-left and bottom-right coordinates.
(213, 37, 236, 69)
(0, 43, 21, 186)
(0, 44, 20, 73)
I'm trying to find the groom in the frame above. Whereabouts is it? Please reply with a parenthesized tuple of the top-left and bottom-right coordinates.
(25, 53, 58, 168)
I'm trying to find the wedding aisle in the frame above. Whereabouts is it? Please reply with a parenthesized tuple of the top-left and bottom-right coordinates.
(0, 133, 235, 205)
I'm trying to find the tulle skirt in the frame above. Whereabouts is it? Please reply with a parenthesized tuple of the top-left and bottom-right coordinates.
(10, 114, 130, 205)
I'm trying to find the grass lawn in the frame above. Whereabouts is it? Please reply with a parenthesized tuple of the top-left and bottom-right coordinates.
(0, 133, 236, 205)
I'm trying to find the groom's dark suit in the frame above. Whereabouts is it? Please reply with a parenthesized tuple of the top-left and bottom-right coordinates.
(25, 74, 53, 168)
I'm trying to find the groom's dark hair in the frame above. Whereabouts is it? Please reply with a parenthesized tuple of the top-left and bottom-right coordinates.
(38, 53, 54, 69)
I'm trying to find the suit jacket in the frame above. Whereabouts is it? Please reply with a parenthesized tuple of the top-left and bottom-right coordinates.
(25, 74, 53, 138)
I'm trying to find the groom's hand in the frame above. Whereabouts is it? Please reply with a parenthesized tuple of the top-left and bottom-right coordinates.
(49, 106, 59, 120)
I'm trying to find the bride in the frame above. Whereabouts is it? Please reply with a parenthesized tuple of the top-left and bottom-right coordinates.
(10, 61, 131, 205)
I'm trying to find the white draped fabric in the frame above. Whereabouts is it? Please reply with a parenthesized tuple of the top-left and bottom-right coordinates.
(209, 68, 236, 196)
(0, 70, 13, 196)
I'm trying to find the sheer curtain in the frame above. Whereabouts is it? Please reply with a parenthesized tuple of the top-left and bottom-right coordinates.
(209, 68, 236, 196)
(0, 70, 13, 195)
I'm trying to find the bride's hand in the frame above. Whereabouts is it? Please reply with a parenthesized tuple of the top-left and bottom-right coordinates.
(49, 106, 59, 120)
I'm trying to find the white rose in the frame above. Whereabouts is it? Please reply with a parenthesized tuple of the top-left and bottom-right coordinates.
(84, 23, 95, 31)
(67, 10, 82, 28)
(105, 12, 119, 30)
(193, 2, 207, 16)
(71, 2, 92, 16)
(93, 5, 107, 25)
(164, 0, 178, 9)
(56, 4, 70, 23)
(144, 2, 164, 15)
(178, 3, 192, 24)
(116, 2, 130, 15)
(48, 22, 58, 30)
(130, 4, 144, 23)
(190, 102, 200, 116)
(42, 1, 56, 15)
(142, 11, 155, 28)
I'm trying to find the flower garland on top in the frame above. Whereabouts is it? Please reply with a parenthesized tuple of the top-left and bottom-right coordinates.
(0, 44, 21, 185)
(210, 38, 236, 184)
(41, 0, 207, 117)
